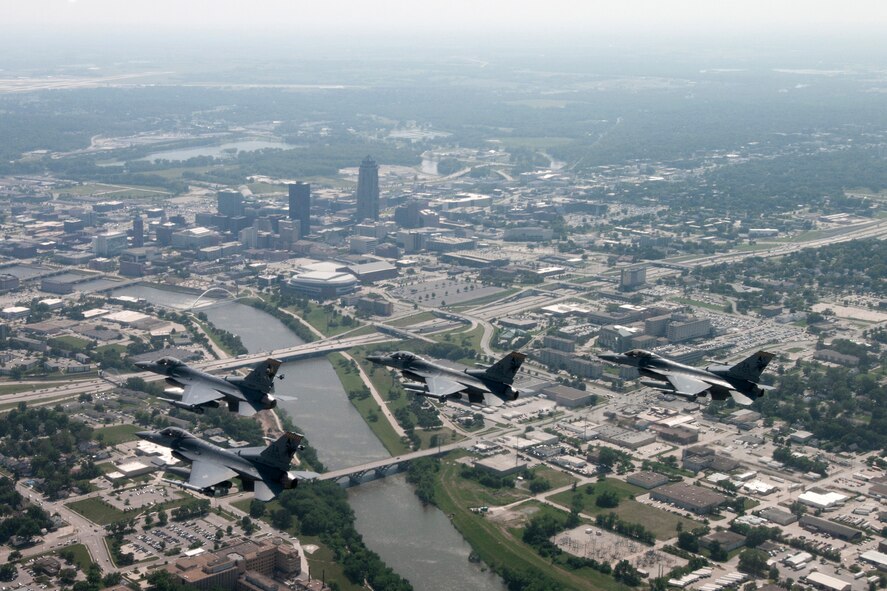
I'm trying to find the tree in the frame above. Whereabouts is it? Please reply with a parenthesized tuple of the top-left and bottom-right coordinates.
(596, 490, 620, 508)
(249, 498, 266, 519)
(678, 532, 700, 553)
(709, 541, 728, 562)
(738, 549, 769, 577)
(271, 508, 293, 531)
(0, 564, 15, 582)
(614, 560, 642, 586)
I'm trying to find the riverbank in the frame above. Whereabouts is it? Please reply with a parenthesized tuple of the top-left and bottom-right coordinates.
(327, 352, 410, 455)
(431, 458, 628, 591)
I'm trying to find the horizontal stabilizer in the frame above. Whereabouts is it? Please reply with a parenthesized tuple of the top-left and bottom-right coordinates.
(729, 391, 754, 406)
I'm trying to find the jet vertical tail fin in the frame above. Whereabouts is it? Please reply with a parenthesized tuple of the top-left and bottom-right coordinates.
(482, 351, 526, 384)
(258, 432, 303, 470)
(242, 358, 282, 393)
(727, 351, 775, 382)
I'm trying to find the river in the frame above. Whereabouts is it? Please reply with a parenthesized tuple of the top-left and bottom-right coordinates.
(138, 139, 299, 163)
(113, 285, 506, 591)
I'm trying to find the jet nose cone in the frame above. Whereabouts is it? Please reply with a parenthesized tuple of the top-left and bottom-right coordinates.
(135, 430, 155, 441)
(367, 355, 384, 364)
(597, 353, 619, 362)
(134, 361, 151, 370)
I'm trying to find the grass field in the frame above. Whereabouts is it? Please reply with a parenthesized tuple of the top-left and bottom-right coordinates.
(301, 535, 365, 591)
(388, 311, 436, 327)
(66, 497, 127, 525)
(433, 460, 628, 591)
(192, 318, 238, 356)
(448, 287, 519, 310)
(48, 335, 91, 351)
(93, 424, 142, 446)
(286, 303, 360, 337)
(431, 324, 485, 365)
(67, 492, 190, 525)
(0, 383, 41, 395)
(328, 353, 410, 455)
(95, 343, 128, 355)
(549, 479, 701, 540)
(56, 182, 169, 198)
(669, 296, 726, 312)
(60, 543, 93, 570)
(24, 542, 94, 571)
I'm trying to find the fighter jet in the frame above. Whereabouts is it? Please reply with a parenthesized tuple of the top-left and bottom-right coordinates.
(136, 427, 318, 501)
(598, 349, 775, 406)
(366, 350, 526, 404)
(134, 356, 284, 416)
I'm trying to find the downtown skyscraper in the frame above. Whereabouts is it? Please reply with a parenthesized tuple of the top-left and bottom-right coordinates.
(287, 182, 311, 238)
(355, 156, 379, 221)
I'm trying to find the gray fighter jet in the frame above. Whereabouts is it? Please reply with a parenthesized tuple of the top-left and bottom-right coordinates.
(134, 356, 283, 416)
(136, 427, 318, 501)
(366, 350, 526, 403)
(598, 349, 775, 406)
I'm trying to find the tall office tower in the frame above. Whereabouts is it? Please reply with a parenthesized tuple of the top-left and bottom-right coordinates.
(355, 156, 380, 221)
(288, 182, 311, 238)
(217, 190, 244, 217)
(131, 215, 145, 247)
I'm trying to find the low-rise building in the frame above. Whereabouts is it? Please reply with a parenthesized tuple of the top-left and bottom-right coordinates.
(626, 471, 669, 490)
(805, 572, 851, 591)
(799, 515, 863, 542)
(650, 483, 726, 514)
(798, 490, 847, 511)
(541, 384, 595, 408)
(475, 453, 526, 477)
(701, 530, 746, 553)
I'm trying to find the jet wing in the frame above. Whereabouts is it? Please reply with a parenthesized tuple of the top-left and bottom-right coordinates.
(180, 383, 227, 408)
(664, 374, 711, 397)
(425, 375, 467, 399)
(188, 460, 238, 490)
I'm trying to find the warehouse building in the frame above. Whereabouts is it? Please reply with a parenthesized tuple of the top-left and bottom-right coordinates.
(799, 515, 863, 542)
(650, 483, 726, 515)
(541, 384, 596, 408)
(626, 471, 669, 490)
(475, 453, 527, 477)
(757, 507, 798, 526)
(805, 572, 851, 591)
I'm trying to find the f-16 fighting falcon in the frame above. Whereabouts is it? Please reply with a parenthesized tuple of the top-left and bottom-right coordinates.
(136, 427, 318, 501)
(598, 349, 775, 406)
(367, 350, 526, 404)
(134, 356, 284, 416)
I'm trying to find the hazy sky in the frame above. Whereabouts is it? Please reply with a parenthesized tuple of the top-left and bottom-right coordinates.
(4, 0, 887, 36)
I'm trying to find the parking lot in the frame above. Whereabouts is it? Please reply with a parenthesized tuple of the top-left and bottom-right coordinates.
(121, 515, 242, 560)
(105, 484, 174, 511)
(389, 279, 504, 308)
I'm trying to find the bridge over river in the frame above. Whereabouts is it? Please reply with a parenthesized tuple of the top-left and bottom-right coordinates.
(317, 437, 480, 486)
